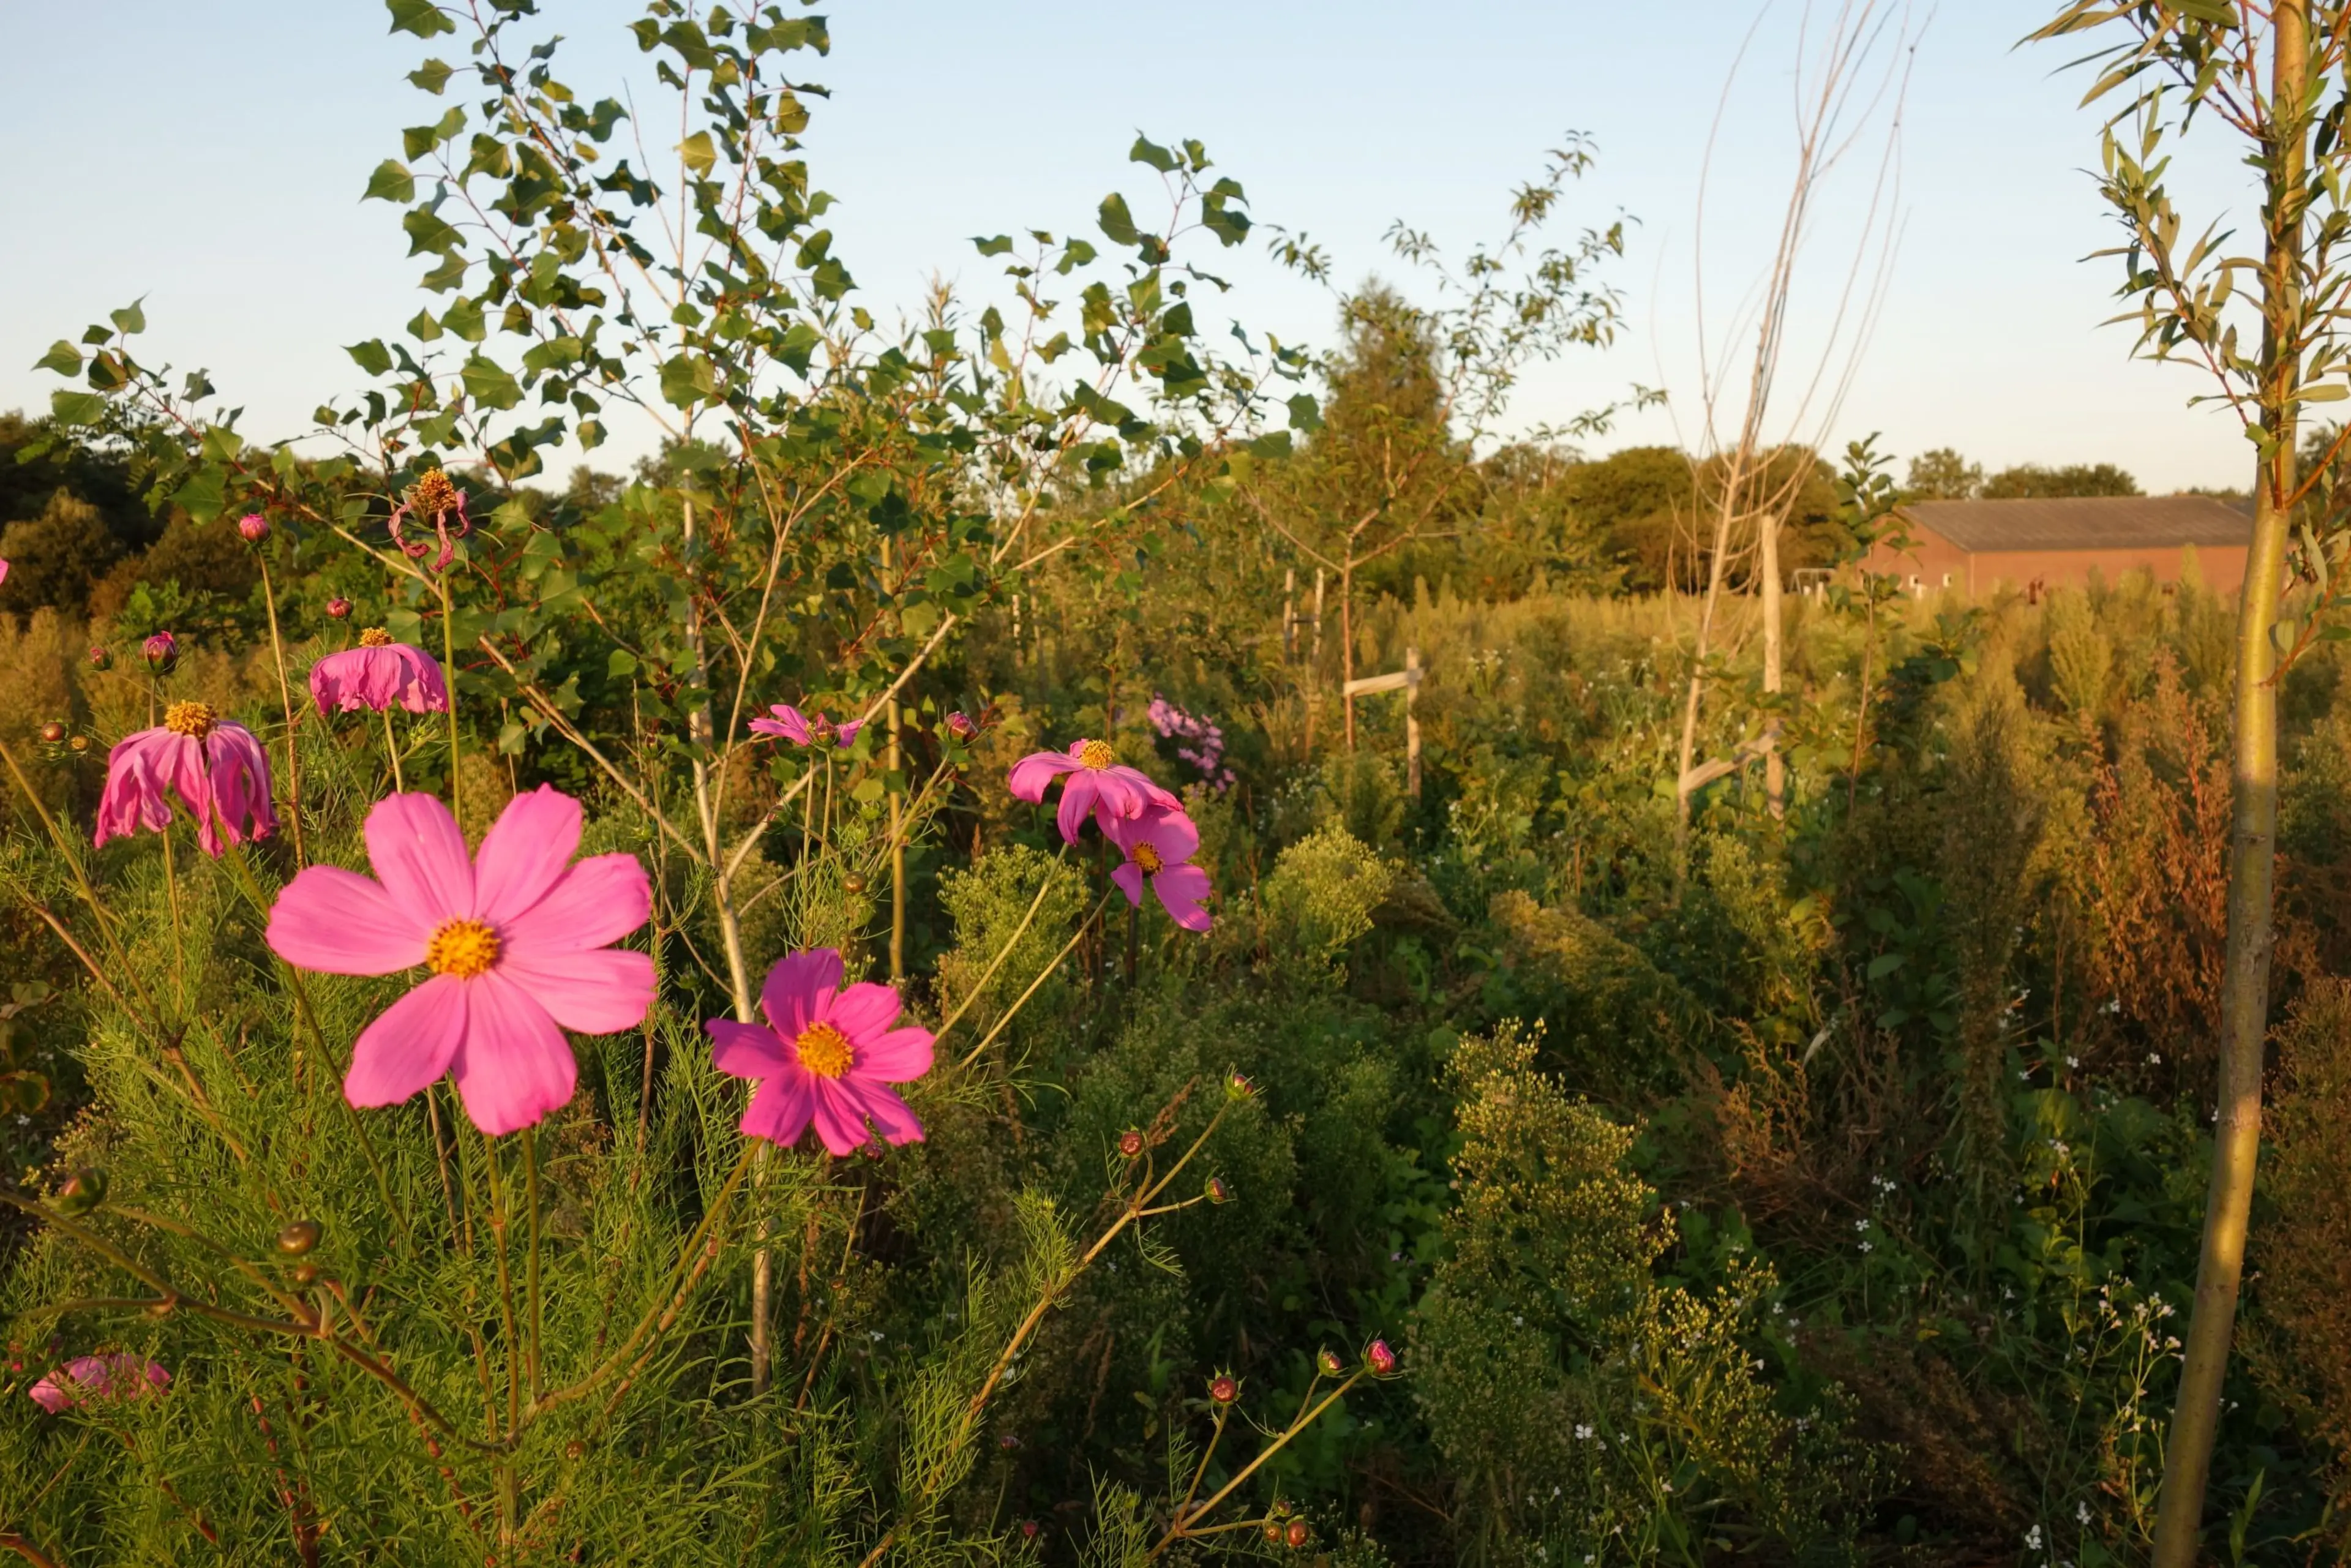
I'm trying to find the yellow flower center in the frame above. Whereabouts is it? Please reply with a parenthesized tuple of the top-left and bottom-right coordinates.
(1131, 842, 1164, 875)
(360, 627, 394, 648)
(795, 1021, 855, 1079)
(408, 469, 460, 516)
(807, 716, 836, 744)
(424, 918, 501, 979)
(1078, 739, 1116, 771)
(163, 701, 217, 739)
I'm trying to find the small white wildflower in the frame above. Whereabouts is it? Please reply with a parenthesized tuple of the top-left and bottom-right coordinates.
(2027, 1525, 2044, 1551)
(2077, 1502, 2091, 1526)
(1575, 1424, 1593, 1441)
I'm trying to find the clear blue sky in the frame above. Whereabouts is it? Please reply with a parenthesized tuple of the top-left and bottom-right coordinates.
(0, 2, 2261, 492)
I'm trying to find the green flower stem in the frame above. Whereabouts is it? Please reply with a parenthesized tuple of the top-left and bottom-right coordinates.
(523, 1124, 545, 1403)
(481, 1129, 522, 1438)
(383, 707, 404, 793)
(1150, 1371, 1367, 1558)
(954, 890, 1111, 1071)
(438, 572, 462, 826)
(256, 552, 306, 865)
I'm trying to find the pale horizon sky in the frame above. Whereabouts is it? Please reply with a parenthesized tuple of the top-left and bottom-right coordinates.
(0, 2, 2268, 495)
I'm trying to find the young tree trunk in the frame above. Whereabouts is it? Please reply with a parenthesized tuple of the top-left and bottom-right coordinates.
(2151, 7, 2305, 1559)
(1674, 470, 1744, 858)
(1341, 560, 1358, 752)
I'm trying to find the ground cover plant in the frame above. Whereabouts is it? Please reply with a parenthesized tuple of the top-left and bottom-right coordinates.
(11, 2, 2351, 1564)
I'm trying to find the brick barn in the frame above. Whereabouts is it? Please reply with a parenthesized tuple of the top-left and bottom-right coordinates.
(1858, 494, 2254, 598)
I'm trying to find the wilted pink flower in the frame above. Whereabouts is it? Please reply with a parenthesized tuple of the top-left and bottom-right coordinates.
(238, 512, 271, 543)
(325, 596, 353, 620)
(1007, 739, 1179, 845)
(1107, 805, 1212, 931)
(707, 948, 934, 1157)
(28, 1352, 170, 1413)
(143, 631, 178, 672)
(310, 629, 449, 715)
(95, 701, 279, 858)
(266, 787, 654, 1135)
(749, 703, 862, 749)
(389, 468, 471, 572)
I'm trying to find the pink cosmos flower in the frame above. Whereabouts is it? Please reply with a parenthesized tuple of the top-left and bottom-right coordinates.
(310, 629, 450, 715)
(1007, 738, 1180, 846)
(389, 469, 472, 572)
(1108, 805, 1213, 932)
(748, 703, 863, 749)
(266, 786, 654, 1136)
(707, 948, 934, 1157)
(94, 701, 279, 858)
(28, 1353, 170, 1413)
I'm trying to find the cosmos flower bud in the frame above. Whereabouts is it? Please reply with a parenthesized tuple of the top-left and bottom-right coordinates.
(87, 645, 112, 670)
(1317, 1348, 1343, 1377)
(54, 1168, 108, 1217)
(237, 512, 271, 543)
(1225, 1071, 1254, 1101)
(1285, 1520, 1310, 1550)
(326, 597, 352, 620)
(275, 1220, 322, 1257)
(1118, 1128, 1144, 1159)
(997, 1433, 1021, 1451)
(69, 735, 89, 753)
(1365, 1338, 1397, 1376)
(1205, 1176, 1230, 1204)
(945, 710, 978, 741)
(143, 631, 178, 673)
(39, 721, 66, 745)
(843, 873, 868, 895)
(1264, 1522, 1286, 1546)
(1209, 1373, 1239, 1406)
(1019, 1521, 1040, 1542)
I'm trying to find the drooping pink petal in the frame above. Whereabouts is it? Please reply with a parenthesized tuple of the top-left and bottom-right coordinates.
(808, 1081, 871, 1157)
(749, 704, 812, 745)
(855, 1026, 936, 1082)
(267, 865, 431, 975)
(500, 853, 651, 956)
(347, 975, 469, 1109)
(473, 786, 583, 926)
(1152, 863, 1215, 932)
(760, 949, 843, 1037)
(834, 719, 864, 748)
(708, 1018, 790, 1081)
(848, 1079, 924, 1146)
(825, 981, 904, 1045)
(364, 792, 474, 923)
(1110, 861, 1146, 908)
(741, 1072, 816, 1146)
(310, 645, 449, 715)
(1055, 773, 1098, 845)
(501, 947, 654, 1035)
(94, 730, 179, 847)
(1007, 749, 1079, 803)
(448, 972, 576, 1135)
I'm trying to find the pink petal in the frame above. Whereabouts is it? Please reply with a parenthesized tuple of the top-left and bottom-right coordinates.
(473, 786, 583, 927)
(1055, 774, 1097, 845)
(501, 947, 654, 1034)
(1152, 864, 1214, 932)
(1006, 750, 1079, 803)
(809, 1081, 870, 1156)
(708, 1018, 789, 1081)
(346, 974, 468, 1109)
(754, 705, 811, 745)
(759, 949, 842, 1037)
(826, 981, 904, 1043)
(848, 1079, 924, 1146)
(500, 852, 651, 956)
(1110, 861, 1146, 907)
(835, 719, 864, 747)
(365, 792, 474, 923)
(268, 865, 430, 974)
(741, 1072, 816, 1146)
(855, 1026, 935, 1082)
(747, 716, 795, 739)
(1114, 804, 1198, 863)
(448, 973, 576, 1135)
(28, 1377, 70, 1414)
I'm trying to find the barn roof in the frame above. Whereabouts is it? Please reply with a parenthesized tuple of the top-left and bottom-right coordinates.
(1899, 494, 2252, 553)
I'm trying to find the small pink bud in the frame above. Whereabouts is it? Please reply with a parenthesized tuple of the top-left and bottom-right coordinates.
(142, 631, 178, 672)
(1019, 1521, 1040, 1541)
(1286, 1519, 1311, 1550)
(39, 721, 66, 745)
(1205, 1176, 1231, 1205)
(1264, 1521, 1286, 1546)
(1208, 1373, 1239, 1406)
(325, 597, 352, 620)
(945, 710, 978, 740)
(1226, 1071, 1254, 1102)
(1317, 1348, 1343, 1376)
(237, 512, 271, 543)
(1365, 1338, 1397, 1376)
(1118, 1129, 1144, 1160)
(86, 645, 112, 670)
